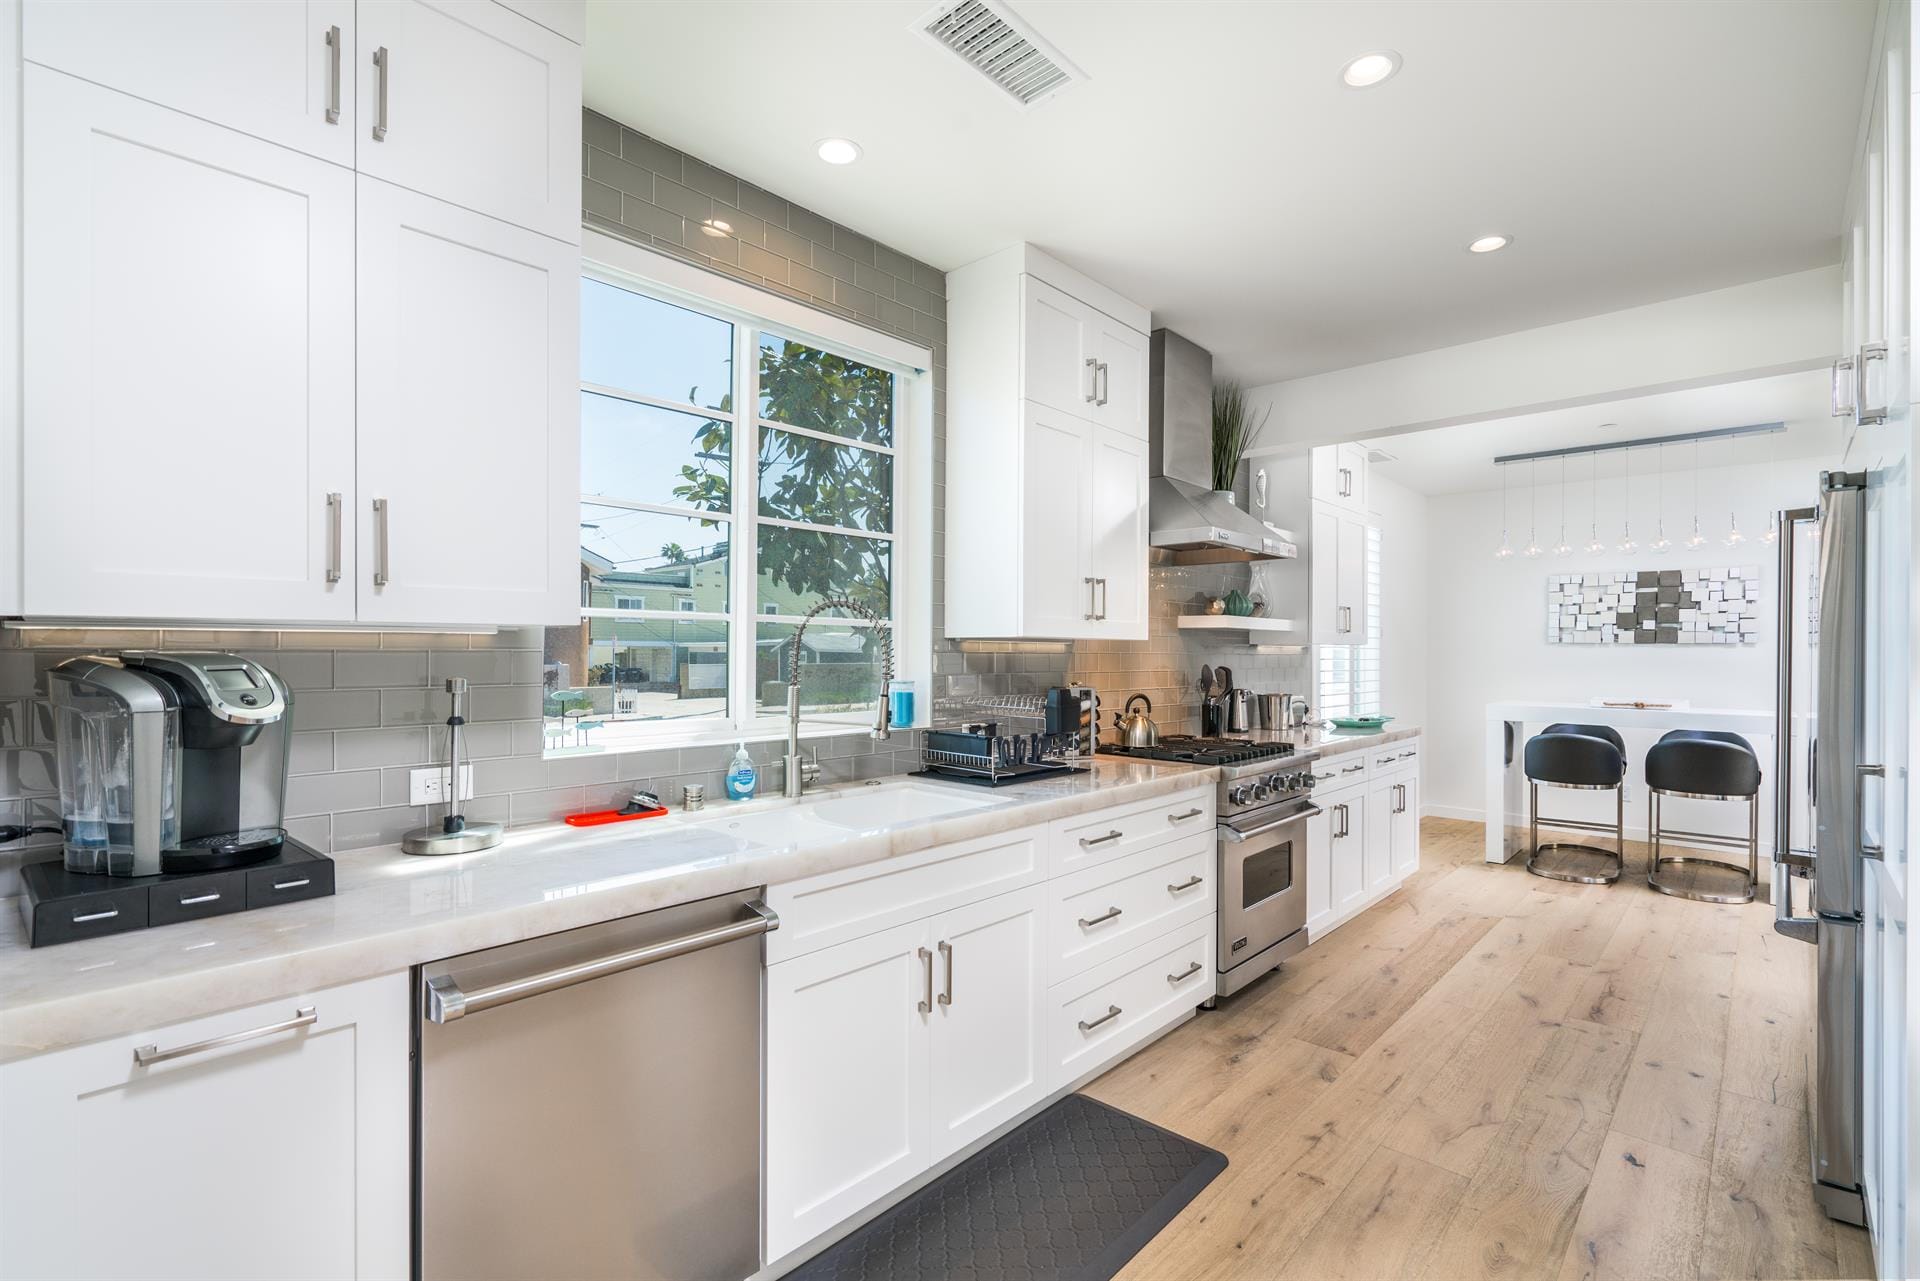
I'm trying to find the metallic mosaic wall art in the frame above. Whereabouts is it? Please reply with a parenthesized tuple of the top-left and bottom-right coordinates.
(1546, 567, 1762, 645)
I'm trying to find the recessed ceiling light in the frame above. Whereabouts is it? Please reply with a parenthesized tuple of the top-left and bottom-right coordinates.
(1341, 51, 1401, 88)
(1468, 234, 1513, 254)
(816, 138, 862, 165)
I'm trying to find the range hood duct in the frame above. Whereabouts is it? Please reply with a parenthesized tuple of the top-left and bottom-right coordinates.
(1148, 329, 1296, 564)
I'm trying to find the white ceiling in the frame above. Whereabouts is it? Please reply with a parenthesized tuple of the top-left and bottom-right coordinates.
(1362, 369, 1845, 495)
(584, 1, 1875, 385)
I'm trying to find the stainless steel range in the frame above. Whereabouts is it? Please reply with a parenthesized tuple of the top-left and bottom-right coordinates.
(1100, 736, 1319, 999)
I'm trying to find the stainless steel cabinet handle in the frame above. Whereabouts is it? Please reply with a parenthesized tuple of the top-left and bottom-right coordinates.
(372, 497, 390, 587)
(1097, 577, 1108, 620)
(1856, 342, 1888, 425)
(1079, 829, 1124, 848)
(425, 901, 778, 1023)
(1078, 905, 1123, 928)
(1337, 467, 1352, 497)
(936, 940, 953, 1007)
(371, 45, 389, 140)
(1084, 576, 1097, 621)
(917, 946, 933, 1014)
(1831, 354, 1858, 419)
(1858, 763, 1886, 859)
(1167, 874, 1204, 893)
(324, 26, 341, 125)
(1167, 960, 1203, 984)
(1096, 360, 1110, 406)
(272, 878, 311, 891)
(1335, 802, 1350, 839)
(325, 491, 343, 584)
(1077, 1004, 1122, 1033)
(177, 892, 221, 906)
(71, 908, 119, 924)
(1167, 808, 1203, 823)
(1341, 763, 1365, 774)
(1084, 356, 1098, 403)
(135, 1006, 317, 1067)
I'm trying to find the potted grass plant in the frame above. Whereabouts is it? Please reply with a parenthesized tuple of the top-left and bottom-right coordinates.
(1210, 382, 1272, 502)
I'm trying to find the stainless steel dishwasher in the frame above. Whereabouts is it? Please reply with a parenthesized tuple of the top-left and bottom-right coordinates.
(415, 891, 776, 1281)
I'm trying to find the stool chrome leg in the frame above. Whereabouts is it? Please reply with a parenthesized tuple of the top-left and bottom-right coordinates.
(1645, 788, 1758, 904)
(1525, 780, 1625, 885)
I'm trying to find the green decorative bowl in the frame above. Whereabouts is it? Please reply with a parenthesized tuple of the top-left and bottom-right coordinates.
(1329, 715, 1394, 730)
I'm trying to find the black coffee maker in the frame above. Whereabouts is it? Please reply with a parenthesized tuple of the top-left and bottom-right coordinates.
(119, 652, 295, 872)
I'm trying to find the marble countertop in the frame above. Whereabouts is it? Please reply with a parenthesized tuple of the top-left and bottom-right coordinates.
(0, 759, 1216, 1064)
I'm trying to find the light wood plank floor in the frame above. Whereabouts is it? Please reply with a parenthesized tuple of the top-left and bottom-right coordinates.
(1082, 818, 1877, 1281)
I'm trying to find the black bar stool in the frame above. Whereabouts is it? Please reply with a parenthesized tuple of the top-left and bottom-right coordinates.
(1524, 723, 1628, 884)
(1645, 729, 1762, 904)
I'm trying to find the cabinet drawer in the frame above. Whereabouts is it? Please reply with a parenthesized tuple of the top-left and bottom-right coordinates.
(1047, 831, 1213, 985)
(147, 869, 248, 927)
(1313, 753, 1370, 789)
(765, 826, 1044, 964)
(1048, 788, 1212, 876)
(1047, 920, 1212, 1089)
(1372, 739, 1420, 773)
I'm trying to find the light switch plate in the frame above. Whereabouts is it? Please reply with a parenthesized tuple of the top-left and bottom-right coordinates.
(409, 764, 474, 806)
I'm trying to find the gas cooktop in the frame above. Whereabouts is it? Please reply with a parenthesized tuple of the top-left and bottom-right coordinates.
(1099, 736, 1296, 767)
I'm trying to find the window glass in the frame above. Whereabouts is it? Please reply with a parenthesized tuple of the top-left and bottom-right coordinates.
(754, 622, 885, 719)
(758, 427, 893, 532)
(755, 525, 891, 620)
(582, 393, 730, 513)
(758, 333, 895, 447)
(578, 502, 729, 606)
(581, 279, 732, 411)
(545, 618, 730, 742)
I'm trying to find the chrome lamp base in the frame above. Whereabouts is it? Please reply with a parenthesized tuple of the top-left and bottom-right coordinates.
(402, 820, 504, 856)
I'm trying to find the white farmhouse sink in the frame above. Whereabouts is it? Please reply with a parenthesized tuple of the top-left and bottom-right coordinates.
(806, 782, 1003, 832)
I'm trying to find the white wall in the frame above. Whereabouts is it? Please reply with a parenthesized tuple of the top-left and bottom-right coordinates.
(1421, 454, 1835, 826)
(1371, 473, 1429, 737)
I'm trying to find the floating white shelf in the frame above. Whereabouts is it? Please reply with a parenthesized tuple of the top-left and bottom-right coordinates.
(1175, 615, 1300, 635)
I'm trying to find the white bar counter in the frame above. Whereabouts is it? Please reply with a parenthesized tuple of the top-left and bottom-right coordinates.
(1485, 700, 1774, 864)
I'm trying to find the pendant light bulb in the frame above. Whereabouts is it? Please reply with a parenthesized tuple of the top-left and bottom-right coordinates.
(1649, 446, 1669, 553)
(1552, 456, 1573, 555)
(1616, 446, 1636, 553)
(1494, 462, 1514, 560)
(1685, 439, 1707, 547)
(1584, 454, 1605, 554)
(1720, 435, 1744, 546)
(1522, 459, 1544, 557)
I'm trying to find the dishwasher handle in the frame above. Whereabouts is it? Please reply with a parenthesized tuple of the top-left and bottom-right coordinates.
(424, 899, 779, 1023)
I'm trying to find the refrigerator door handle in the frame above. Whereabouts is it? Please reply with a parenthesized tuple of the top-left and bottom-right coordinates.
(1858, 763, 1885, 860)
(1773, 863, 1818, 944)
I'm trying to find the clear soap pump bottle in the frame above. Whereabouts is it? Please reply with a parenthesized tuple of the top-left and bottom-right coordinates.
(725, 742, 757, 801)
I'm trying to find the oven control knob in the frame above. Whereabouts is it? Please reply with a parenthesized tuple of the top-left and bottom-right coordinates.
(1267, 772, 1286, 790)
(1252, 780, 1271, 800)
(1228, 785, 1248, 806)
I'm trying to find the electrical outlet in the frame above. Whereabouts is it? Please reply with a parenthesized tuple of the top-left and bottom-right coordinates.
(409, 764, 474, 807)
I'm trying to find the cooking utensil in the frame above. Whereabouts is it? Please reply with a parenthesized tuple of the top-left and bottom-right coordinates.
(1113, 693, 1160, 748)
(1215, 665, 1234, 697)
(1200, 664, 1215, 698)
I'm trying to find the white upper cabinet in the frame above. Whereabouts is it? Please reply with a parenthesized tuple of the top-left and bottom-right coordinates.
(1309, 442, 1368, 515)
(355, 0, 581, 243)
(22, 67, 358, 622)
(1309, 505, 1370, 646)
(356, 177, 577, 626)
(23, 0, 357, 167)
(948, 244, 1152, 640)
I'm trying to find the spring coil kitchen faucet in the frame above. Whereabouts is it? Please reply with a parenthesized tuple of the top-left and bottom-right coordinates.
(785, 597, 893, 797)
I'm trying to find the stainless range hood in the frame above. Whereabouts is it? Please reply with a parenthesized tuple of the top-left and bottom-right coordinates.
(1148, 329, 1297, 564)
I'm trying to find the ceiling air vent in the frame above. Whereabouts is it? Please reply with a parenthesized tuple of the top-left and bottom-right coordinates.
(916, 0, 1086, 109)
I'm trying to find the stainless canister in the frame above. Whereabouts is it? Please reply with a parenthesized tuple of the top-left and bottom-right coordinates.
(1256, 693, 1287, 729)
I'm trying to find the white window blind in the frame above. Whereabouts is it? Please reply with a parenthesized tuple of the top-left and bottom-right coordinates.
(1317, 525, 1383, 718)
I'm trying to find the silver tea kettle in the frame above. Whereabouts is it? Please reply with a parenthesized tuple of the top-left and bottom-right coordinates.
(1113, 693, 1159, 748)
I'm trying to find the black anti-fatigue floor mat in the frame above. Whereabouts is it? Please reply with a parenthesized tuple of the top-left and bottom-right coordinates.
(785, 1092, 1227, 1281)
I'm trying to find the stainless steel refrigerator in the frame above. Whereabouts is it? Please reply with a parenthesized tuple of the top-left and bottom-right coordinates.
(1774, 471, 1868, 1227)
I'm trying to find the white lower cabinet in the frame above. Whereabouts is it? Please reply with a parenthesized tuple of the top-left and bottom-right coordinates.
(765, 919, 934, 1262)
(927, 886, 1048, 1161)
(0, 973, 409, 1281)
(1307, 738, 1421, 942)
(765, 786, 1214, 1263)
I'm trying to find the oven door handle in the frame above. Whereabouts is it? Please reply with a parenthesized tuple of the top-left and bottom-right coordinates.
(1220, 800, 1322, 843)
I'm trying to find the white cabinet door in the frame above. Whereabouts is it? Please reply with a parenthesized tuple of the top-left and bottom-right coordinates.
(24, 0, 357, 166)
(0, 973, 409, 1281)
(1090, 313, 1148, 440)
(927, 885, 1048, 1161)
(355, 176, 578, 626)
(1364, 778, 1395, 894)
(1087, 424, 1148, 638)
(766, 921, 934, 1263)
(1391, 770, 1421, 879)
(1336, 514, 1369, 644)
(1310, 505, 1341, 646)
(1021, 276, 1095, 419)
(1337, 442, 1369, 513)
(1020, 402, 1093, 637)
(1328, 792, 1366, 915)
(22, 68, 357, 622)
(355, 0, 580, 242)
(1304, 799, 1331, 929)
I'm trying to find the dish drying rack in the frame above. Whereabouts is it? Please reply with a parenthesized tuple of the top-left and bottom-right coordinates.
(916, 695, 1088, 786)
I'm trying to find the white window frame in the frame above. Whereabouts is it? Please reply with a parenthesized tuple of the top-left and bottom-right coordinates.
(572, 228, 935, 754)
